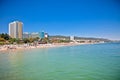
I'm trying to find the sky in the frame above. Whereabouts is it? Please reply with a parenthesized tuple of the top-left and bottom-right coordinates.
(0, 0, 120, 40)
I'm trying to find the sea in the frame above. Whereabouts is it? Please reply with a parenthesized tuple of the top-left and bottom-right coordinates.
(0, 42, 120, 80)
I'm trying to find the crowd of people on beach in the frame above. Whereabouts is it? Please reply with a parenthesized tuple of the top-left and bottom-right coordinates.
(0, 43, 67, 51)
(0, 41, 100, 52)
(0, 44, 49, 51)
(0, 42, 84, 52)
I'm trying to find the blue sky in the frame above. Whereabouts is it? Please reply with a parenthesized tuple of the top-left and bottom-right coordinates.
(0, 0, 120, 40)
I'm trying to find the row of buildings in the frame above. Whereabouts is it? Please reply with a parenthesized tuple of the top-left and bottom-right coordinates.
(9, 21, 48, 39)
(23, 32, 48, 39)
(8, 21, 106, 43)
(8, 21, 74, 41)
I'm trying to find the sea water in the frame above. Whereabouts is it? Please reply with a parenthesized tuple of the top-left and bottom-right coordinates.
(0, 43, 120, 80)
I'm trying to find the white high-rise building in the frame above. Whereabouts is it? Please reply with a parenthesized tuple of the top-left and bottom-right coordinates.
(9, 21, 23, 39)
(70, 36, 74, 41)
(45, 33, 48, 38)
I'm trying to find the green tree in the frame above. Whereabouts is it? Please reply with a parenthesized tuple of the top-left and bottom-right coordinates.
(9, 38, 17, 44)
(35, 37, 39, 40)
(0, 33, 10, 40)
(29, 38, 34, 43)
(4, 33, 10, 40)
(16, 38, 20, 44)
(0, 38, 5, 45)
(23, 38, 30, 43)
(0, 38, 5, 42)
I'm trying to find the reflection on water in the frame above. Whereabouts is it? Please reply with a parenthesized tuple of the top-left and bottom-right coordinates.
(0, 51, 24, 80)
(0, 43, 120, 80)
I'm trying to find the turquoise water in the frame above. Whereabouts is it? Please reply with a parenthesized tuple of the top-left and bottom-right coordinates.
(0, 43, 120, 80)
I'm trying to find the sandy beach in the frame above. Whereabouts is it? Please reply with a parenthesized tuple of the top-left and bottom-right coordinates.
(0, 42, 95, 52)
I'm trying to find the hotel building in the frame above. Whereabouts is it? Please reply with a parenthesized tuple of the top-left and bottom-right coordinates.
(45, 33, 48, 38)
(70, 36, 75, 41)
(39, 31, 45, 39)
(23, 32, 30, 38)
(9, 21, 23, 39)
(30, 32, 39, 38)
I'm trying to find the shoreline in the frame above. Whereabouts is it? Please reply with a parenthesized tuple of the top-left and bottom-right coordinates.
(0, 42, 103, 52)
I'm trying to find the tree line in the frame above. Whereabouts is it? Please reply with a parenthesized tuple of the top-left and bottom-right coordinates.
(0, 33, 71, 45)
(0, 33, 42, 45)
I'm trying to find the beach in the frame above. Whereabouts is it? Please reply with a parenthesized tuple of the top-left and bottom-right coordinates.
(0, 42, 97, 52)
